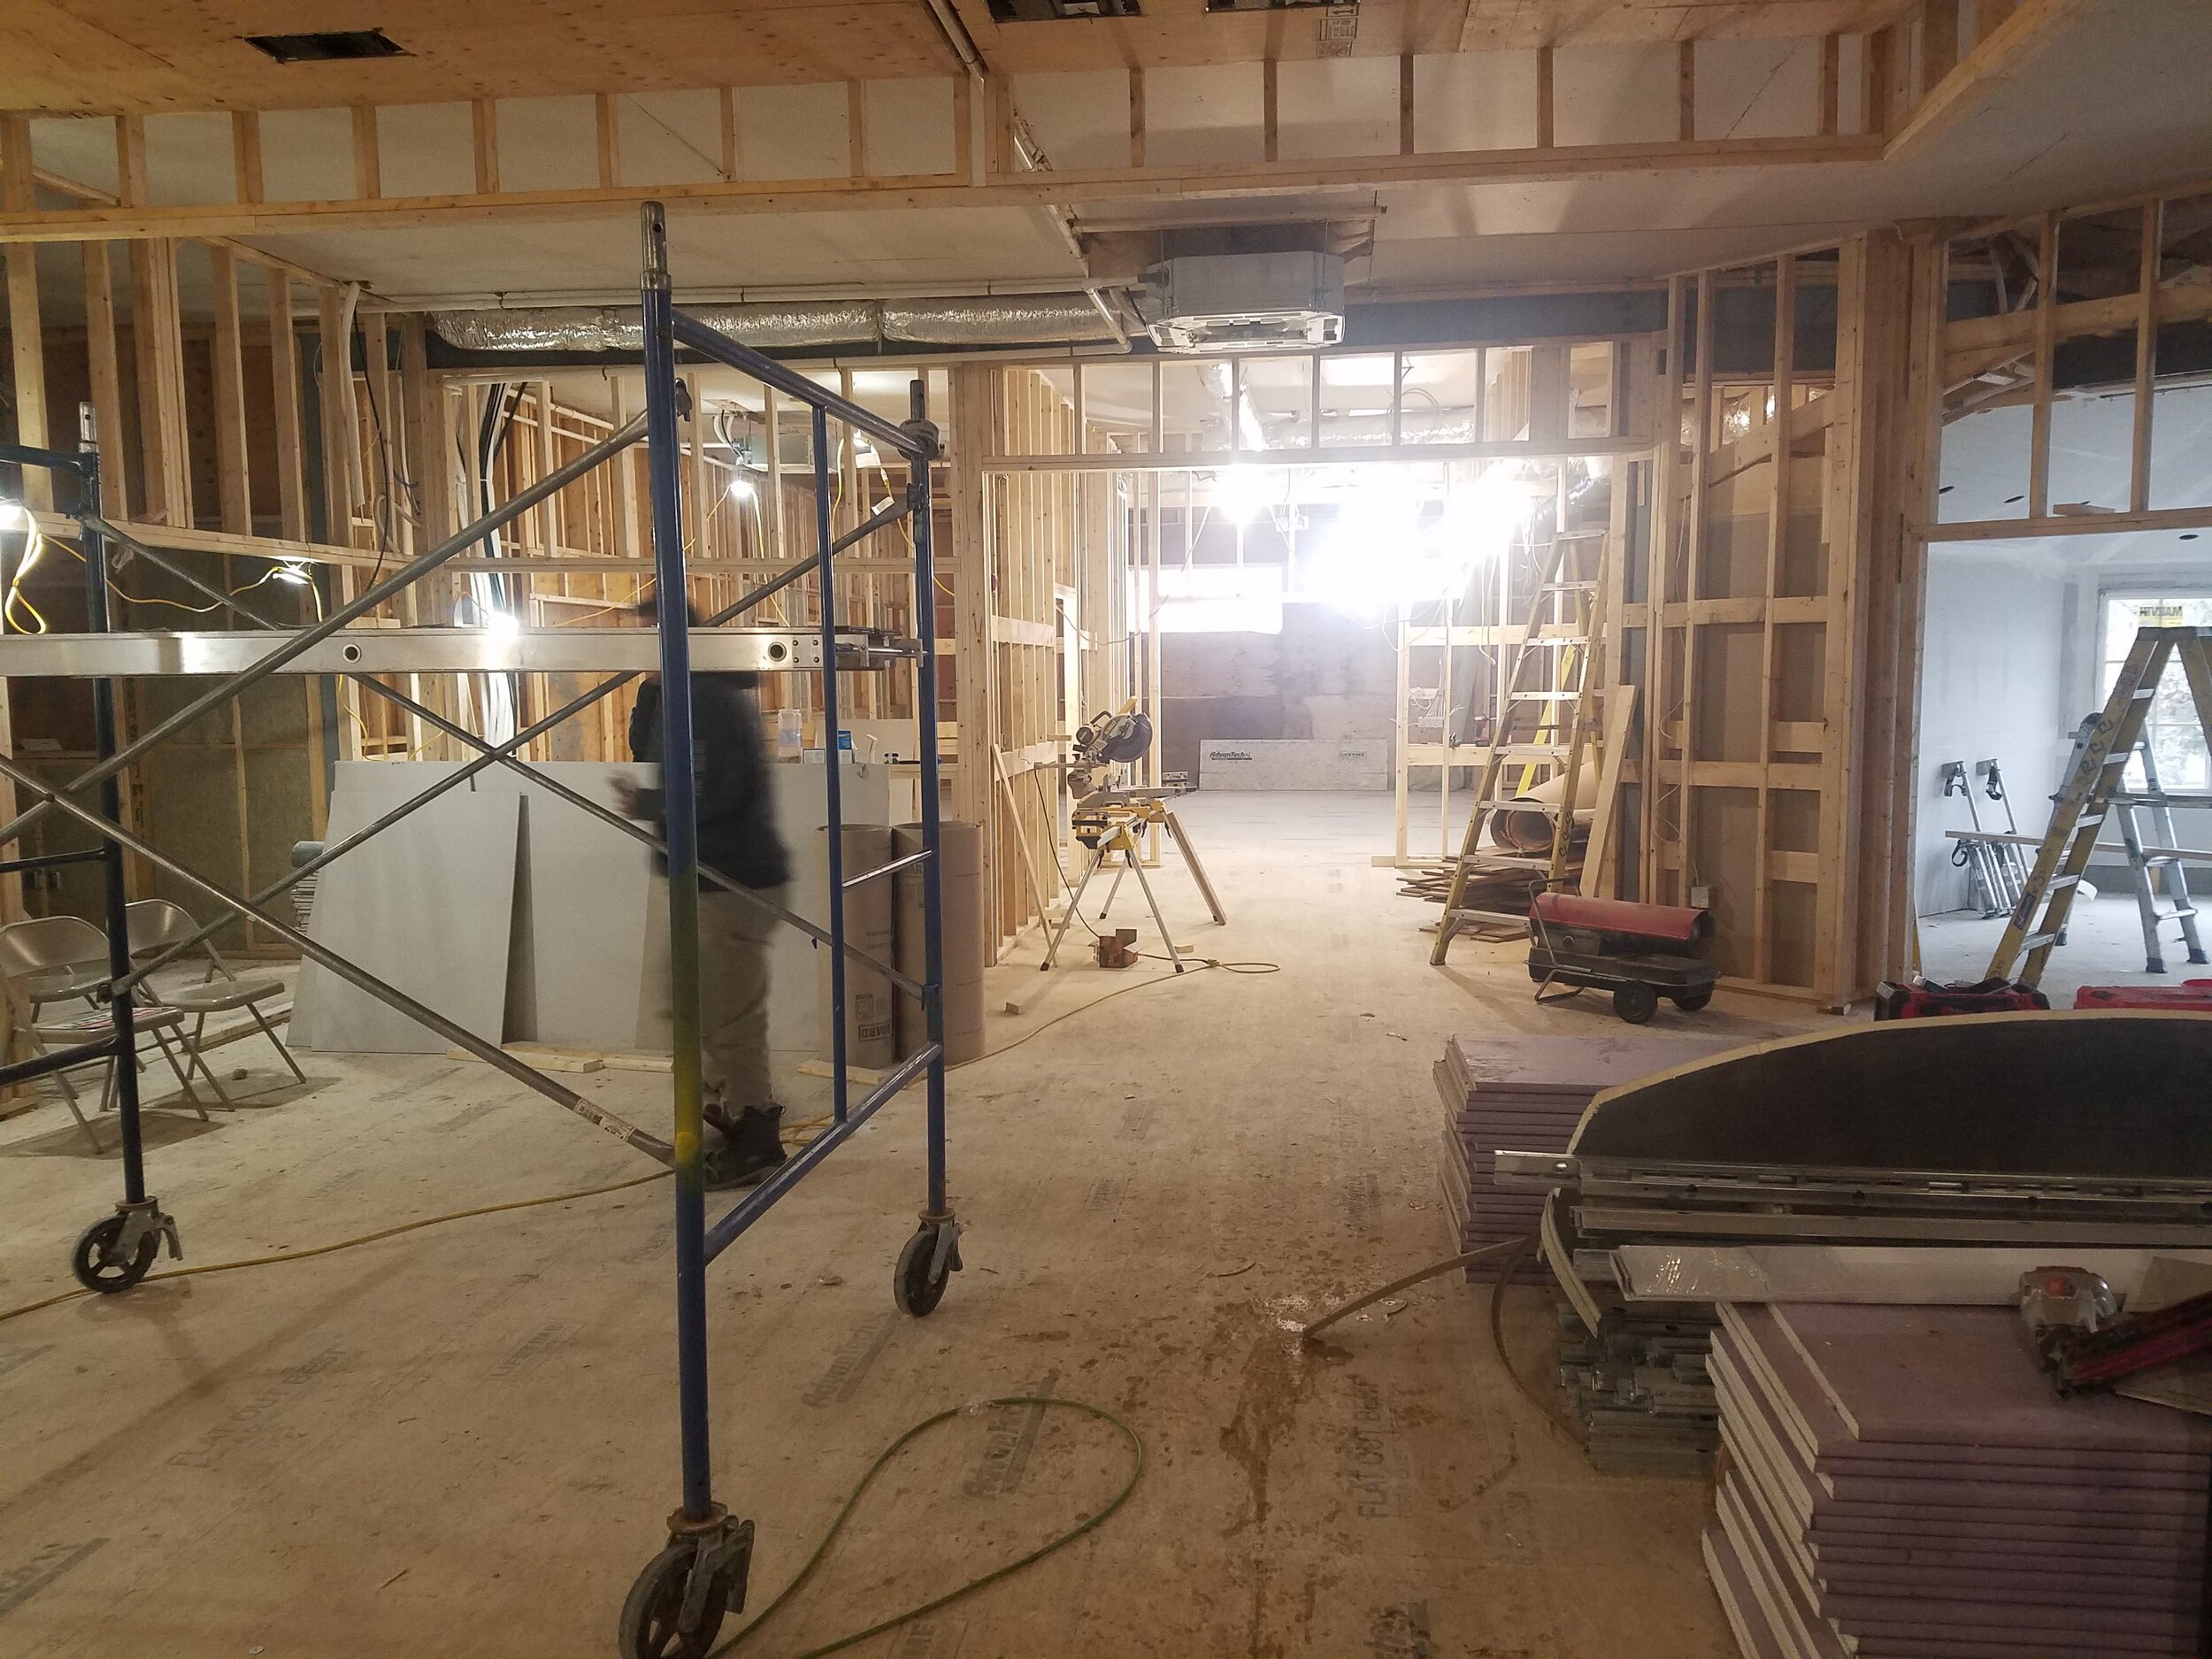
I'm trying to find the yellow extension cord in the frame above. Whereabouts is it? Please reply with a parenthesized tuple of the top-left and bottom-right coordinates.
(0, 952, 1279, 1327)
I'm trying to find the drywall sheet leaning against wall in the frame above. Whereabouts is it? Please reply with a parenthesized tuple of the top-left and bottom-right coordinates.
(295, 787, 522, 1053)
(476, 761, 659, 1053)
(1200, 738, 1389, 790)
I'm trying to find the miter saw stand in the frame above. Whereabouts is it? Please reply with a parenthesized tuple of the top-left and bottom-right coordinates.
(1040, 787, 1226, 973)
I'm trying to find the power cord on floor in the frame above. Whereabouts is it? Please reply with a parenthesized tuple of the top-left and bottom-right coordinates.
(0, 1171, 667, 1326)
(1298, 1233, 1586, 1447)
(709, 1396, 1143, 1659)
(0, 944, 1283, 1327)
(951, 955, 1281, 1071)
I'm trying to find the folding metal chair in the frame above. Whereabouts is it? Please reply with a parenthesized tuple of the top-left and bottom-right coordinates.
(0, 915, 209, 1153)
(125, 900, 305, 1103)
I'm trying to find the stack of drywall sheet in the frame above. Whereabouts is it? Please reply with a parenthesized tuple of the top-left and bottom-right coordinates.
(1705, 1302, 2211, 1659)
(1434, 1033, 1740, 1276)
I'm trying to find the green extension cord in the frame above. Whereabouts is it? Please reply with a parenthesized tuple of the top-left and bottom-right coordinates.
(712, 1396, 1144, 1659)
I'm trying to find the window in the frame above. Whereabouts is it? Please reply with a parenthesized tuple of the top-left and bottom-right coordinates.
(2101, 594, 2212, 791)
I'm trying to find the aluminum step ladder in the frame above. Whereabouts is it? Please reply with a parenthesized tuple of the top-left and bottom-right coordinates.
(1429, 529, 1607, 964)
(1987, 626, 2212, 987)
(2109, 720, 2208, 973)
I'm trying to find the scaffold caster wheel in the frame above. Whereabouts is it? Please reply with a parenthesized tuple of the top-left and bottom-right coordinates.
(618, 1520, 751, 1659)
(1611, 983, 1658, 1025)
(71, 1201, 179, 1294)
(893, 1219, 962, 1317)
(1671, 989, 1713, 1013)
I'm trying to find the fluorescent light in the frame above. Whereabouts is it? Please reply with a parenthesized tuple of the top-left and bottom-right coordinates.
(484, 608, 521, 641)
(0, 499, 27, 534)
(270, 561, 314, 587)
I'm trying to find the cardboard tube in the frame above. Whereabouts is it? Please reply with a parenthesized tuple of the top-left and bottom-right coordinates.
(817, 825, 897, 1068)
(1494, 768, 1596, 854)
(895, 821, 985, 1064)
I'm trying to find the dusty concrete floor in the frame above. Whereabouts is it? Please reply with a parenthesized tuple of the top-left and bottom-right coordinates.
(0, 792, 1824, 1659)
(1920, 887, 2206, 1002)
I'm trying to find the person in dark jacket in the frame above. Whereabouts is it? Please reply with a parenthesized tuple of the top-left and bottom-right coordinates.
(615, 595, 792, 1187)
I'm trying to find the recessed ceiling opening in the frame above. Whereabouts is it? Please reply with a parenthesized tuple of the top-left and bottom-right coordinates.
(242, 28, 409, 65)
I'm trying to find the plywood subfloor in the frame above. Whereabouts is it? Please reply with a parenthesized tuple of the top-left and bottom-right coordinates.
(0, 793, 1820, 1658)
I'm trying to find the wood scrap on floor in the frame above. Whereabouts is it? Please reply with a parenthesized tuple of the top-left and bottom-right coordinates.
(1399, 863, 1543, 936)
(445, 1042, 674, 1074)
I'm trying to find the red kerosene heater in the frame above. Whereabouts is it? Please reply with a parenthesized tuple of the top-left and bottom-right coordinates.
(1526, 891, 1717, 1025)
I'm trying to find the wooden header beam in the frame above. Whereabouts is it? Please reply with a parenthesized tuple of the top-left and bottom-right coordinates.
(0, 42, 1888, 246)
(0, 131, 1882, 244)
(1886, 0, 2089, 158)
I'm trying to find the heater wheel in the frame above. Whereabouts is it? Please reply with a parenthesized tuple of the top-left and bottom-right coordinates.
(1612, 983, 1659, 1025)
(1671, 989, 1713, 1013)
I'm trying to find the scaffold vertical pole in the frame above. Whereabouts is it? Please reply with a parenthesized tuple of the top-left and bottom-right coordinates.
(63, 425, 183, 1292)
(815, 403, 849, 1126)
(620, 206, 754, 1659)
(910, 383, 949, 1223)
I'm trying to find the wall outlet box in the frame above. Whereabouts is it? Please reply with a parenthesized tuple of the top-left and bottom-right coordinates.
(1689, 885, 1713, 910)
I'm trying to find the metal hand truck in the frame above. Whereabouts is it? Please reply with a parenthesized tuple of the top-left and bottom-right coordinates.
(0, 202, 959, 1659)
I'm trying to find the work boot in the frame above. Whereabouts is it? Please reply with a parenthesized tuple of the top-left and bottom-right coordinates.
(703, 1106, 787, 1190)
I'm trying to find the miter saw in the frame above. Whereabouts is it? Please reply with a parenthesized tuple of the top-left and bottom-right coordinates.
(1066, 700, 1156, 837)
(1041, 699, 1226, 972)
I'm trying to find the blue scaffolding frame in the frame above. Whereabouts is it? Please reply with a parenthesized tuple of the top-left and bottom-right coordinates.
(0, 200, 955, 1657)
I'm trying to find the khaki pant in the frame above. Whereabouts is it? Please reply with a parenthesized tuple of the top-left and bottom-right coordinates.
(697, 883, 784, 1116)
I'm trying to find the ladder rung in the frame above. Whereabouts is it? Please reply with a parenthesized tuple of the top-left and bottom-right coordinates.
(1494, 743, 1571, 757)
(2153, 906, 2200, 922)
(2049, 874, 2085, 890)
(1505, 691, 1581, 702)
(1476, 799, 1593, 817)
(2022, 933, 2060, 949)
(1542, 580, 1599, 592)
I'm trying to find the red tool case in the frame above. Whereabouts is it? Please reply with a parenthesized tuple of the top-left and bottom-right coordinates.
(2073, 980, 2212, 1011)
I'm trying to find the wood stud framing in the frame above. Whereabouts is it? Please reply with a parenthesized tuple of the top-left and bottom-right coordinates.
(1626, 235, 1924, 1005)
(351, 104, 381, 200)
(0, 40, 1915, 245)
(232, 111, 263, 204)
(472, 98, 501, 193)
(81, 240, 127, 519)
(1925, 180, 2212, 544)
(208, 248, 252, 535)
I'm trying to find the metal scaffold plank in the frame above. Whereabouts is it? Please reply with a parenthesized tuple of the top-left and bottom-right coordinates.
(0, 626, 893, 677)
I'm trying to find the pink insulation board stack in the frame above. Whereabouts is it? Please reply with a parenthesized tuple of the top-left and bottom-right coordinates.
(1434, 1033, 1742, 1281)
(1704, 1302, 2212, 1659)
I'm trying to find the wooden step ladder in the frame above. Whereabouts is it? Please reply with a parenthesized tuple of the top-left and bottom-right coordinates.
(1986, 626, 2212, 988)
(1429, 530, 1609, 965)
